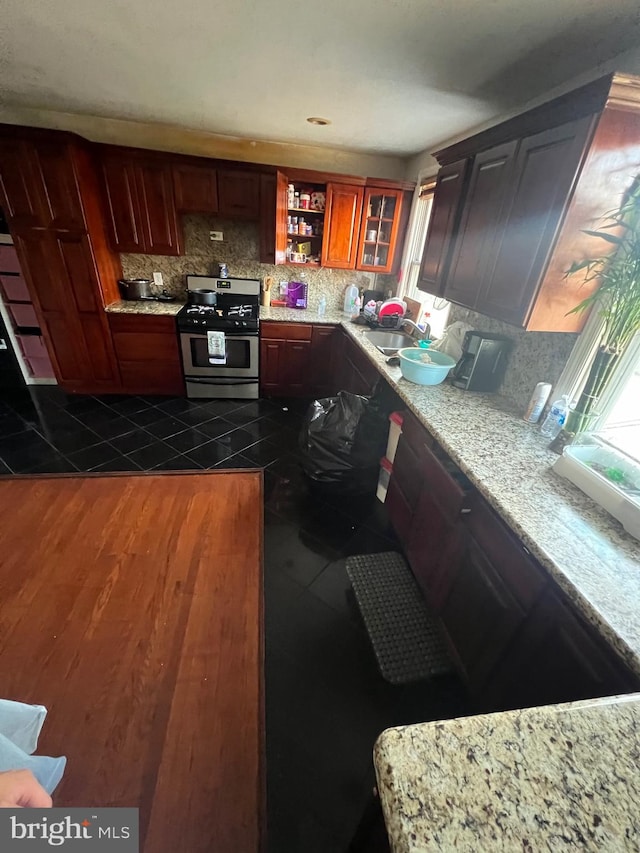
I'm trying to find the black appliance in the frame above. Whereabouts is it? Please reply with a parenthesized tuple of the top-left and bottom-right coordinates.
(451, 330, 512, 392)
(176, 276, 260, 399)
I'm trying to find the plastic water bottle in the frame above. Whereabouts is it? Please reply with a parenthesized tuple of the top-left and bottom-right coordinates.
(343, 284, 358, 316)
(540, 394, 570, 438)
(318, 295, 327, 317)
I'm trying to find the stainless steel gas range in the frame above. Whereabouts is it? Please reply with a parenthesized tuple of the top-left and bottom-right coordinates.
(176, 275, 260, 399)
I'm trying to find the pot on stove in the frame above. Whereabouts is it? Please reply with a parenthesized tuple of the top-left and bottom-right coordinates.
(189, 289, 217, 306)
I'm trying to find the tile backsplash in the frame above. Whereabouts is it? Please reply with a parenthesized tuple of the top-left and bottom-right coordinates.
(120, 215, 397, 311)
(447, 304, 578, 411)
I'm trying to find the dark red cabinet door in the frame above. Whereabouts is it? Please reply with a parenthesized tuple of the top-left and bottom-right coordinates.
(284, 340, 312, 396)
(418, 158, 469, 296)
(33, 142, 86, 232)
(137, 161, 182, 255)
(101, 155, 144, 253)
(0, 138, 46, 230)
(173, 163, 218, 213)
(310, 325, 339, 396)
(218, 170, 260, 219)
(260, 339, 286, 395)
(477, 116, 594, 326)
(482, 589, 638, 711)
(444, 141, 518, 309)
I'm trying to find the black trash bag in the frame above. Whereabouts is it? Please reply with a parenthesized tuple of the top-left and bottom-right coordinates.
(299, 383, 396, 495)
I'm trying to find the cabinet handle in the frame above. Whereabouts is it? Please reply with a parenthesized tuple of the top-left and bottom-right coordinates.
(460, 508, 471, 515)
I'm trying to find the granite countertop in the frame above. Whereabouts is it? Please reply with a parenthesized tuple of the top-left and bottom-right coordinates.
(338, 321, 640, 677)
(105, 299, 184, 316)
(103, 301, 640, 673)
(374, 693, 640, 852)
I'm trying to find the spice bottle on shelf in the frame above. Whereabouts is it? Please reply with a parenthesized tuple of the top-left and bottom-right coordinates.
(294, 191, 300, 209)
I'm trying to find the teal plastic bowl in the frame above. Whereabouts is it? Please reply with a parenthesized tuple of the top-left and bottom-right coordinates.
(397, 347, 457, 385)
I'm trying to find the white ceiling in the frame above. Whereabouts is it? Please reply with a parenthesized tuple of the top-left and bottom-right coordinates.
(1, 0, 640, 157)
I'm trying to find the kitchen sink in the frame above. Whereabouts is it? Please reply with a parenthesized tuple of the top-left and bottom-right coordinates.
(365, 330, 417, 356)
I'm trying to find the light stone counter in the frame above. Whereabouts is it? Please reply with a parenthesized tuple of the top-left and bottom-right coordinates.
(339, 321, 640, 678)
(374, 693, 640, 852)
(105, 299, 184, 316)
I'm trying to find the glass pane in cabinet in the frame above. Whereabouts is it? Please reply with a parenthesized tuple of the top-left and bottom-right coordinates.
(374, 245, 389, 268)
(367, 195, 384, 218)
(381, 195, 396, 219)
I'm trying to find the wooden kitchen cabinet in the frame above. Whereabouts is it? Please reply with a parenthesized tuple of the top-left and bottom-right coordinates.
(100, 149, 183, 255)
(173, 161, 218, 213)
(405, 424, 472, 612)
(0, 128, 123, 393)
(321, 183, 364, 269)
(421, 73, 640, 332)
(108, 313, 184, 395)
(337, 330, 379, 396)
(479, 116, 595, 325)
(444, 141, 518, 310)
(418, 159, 469, 296)
(356, 187, 404, 273)
(218, 169, 260, 219)
(15, 229, 120, 389)
(259, 322, 313, 397)
(482, 587, 639, 712)
(259, 171, 287, 265)
(0, 136, 86, 232)
(310, 324, 339, 397)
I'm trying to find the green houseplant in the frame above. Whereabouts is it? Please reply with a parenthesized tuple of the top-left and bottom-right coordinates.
(562, 175, 640, 437)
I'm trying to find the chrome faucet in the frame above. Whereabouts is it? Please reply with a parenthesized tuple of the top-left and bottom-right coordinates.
(400, 318, 431, 341)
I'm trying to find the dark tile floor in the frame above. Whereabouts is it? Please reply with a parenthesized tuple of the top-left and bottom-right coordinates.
(0, 386, 468, 852)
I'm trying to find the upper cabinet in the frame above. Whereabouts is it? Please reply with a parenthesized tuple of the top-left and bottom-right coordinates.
(357, 187, 405, 273)
(0, 136, 86, 232)
(419, 159, 469, 295)
(217, 169, 260, 219)
(419, 73, 640, 332)
(277, 172, 412, 270)
(444, 141, 518, 309)
(100, 149, 182, 255)
(321, 183, 364, 269)
(173, 162, 218, 214)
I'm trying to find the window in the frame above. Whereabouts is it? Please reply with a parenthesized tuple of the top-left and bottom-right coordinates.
(398, 179, 451, 339)
(596, 335, 640, 463)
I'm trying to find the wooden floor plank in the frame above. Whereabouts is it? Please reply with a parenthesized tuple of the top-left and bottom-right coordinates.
(0, 471, 264, 852)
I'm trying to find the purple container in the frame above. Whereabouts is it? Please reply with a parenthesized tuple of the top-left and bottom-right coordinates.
(286, 281, 308, 309)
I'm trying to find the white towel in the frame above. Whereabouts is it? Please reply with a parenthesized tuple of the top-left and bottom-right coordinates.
(207, 331, 226, 364)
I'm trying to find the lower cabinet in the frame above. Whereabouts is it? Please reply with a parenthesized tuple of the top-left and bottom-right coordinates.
(108, 314, 184, 395)
(260, 322, 343, 397)
(438, 496, 546, 695)
(387, 407, 640, 708)
(337, 330, 379, 396)
(482, 588, 638, 711)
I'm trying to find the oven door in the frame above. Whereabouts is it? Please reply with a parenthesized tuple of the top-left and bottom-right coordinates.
(180, 331, 258, 379)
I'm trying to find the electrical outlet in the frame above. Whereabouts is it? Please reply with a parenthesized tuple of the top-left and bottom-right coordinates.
(209, 231, 224, 241)
(153, 272, 164, 289)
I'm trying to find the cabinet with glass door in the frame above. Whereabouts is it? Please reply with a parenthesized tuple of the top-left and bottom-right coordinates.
(285, 181, 325, 266)
(357, 188, 404, 273)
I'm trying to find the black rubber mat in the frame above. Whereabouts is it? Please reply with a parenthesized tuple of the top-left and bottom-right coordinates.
(346, 552, 453, 685)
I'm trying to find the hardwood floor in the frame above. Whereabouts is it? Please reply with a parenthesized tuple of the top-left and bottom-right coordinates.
(0, 471, 264, 853)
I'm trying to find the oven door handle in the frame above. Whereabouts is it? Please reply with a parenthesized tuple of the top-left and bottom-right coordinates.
(186, 377, 258, 385)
